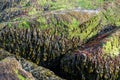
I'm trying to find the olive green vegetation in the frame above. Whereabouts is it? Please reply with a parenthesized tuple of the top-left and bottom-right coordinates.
(59, 1, 120, 79)
(76, 0, 114, 9)
(36, 0, 114, 10)
(0, 0, 120, 80)
(15, 70, 27, 80)
(38, 0, 75, 10)
(69, 15, 102, 43)
(102, 4, 120, 26)
(1, 0, 120, 65)
(100, 2, 120, 57)
(103, 29, 120, 57)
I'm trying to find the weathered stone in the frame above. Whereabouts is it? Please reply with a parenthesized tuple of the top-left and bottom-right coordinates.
(0, 57, 35, 80)
(18, 58, 65, 80)
(0, 0, 119, 80)
(0, 48, 14, 60)
(60, 28, 120, 80)
(0, 13, 101, 70)
(0, 48, 65, 80)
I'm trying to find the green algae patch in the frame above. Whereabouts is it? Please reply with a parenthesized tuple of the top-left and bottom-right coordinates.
(102, 29, 120, 57)
(15, 70, 27, 80)
(67, 14, 102, 43)
(18, 21, 30, 29)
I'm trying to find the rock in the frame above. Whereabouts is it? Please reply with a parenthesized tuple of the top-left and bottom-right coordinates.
(0, 48, 65, 80)
(0, 57, 35, 80)
(0, 0, 119, 80)
(60, 28, 120, 80)
(18, 58, 65, 80)
(0, 13, 101, 70)
(0, 48, 14, 60)
(31, 67, 65, 80)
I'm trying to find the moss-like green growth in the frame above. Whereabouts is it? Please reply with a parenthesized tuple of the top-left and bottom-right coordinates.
(0, 0, 120, 80)
(28, 8, 38, 15)
(101, 1, 120, 26)
(102, 29, 120, 57)
(60, 25, 120, 79)
(15, 70, 26, 80)
(18, 21, 30, 29)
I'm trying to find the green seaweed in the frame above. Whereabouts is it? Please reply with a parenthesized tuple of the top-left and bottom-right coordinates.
(103, 34, 120, 57)
(15, 70, 26, 80)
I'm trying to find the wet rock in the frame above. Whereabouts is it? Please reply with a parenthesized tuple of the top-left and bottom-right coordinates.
(18, 58, 65, 80)
(0, 57, 35, 80)
(0, 12, 101, 70)
(31, 67, 65, 80)
(0, 0, 119, 80)
(0, 48, 14, 60)
(0, 26, 64, 69)
(0, 48, 64, 80)
(60, 28, 120, 80)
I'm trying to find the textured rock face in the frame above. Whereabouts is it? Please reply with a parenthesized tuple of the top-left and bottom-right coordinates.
(31, 67, 65, 80)
(0, 0, 100, 70)
(0, 48, 14, 60)
(0, 0, 120, 80)
(0, 57, 35, 80)
(0, 14, 101, 70)
(0, 49, 65, 80)
(60, 28, 120, 80)
(19, 58, 65, 80)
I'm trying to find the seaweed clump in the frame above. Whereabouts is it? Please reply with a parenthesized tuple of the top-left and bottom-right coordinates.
(0, 11, 101, 70)
(60, 28, 120, 80)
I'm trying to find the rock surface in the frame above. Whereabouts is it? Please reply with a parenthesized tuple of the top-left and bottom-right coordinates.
(0, 57, 35, 80)
(60, 28, 120, 80)
(19, 58, 65, 80)
(0, 49, 65, 80)
(0, 0, 120, 80)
